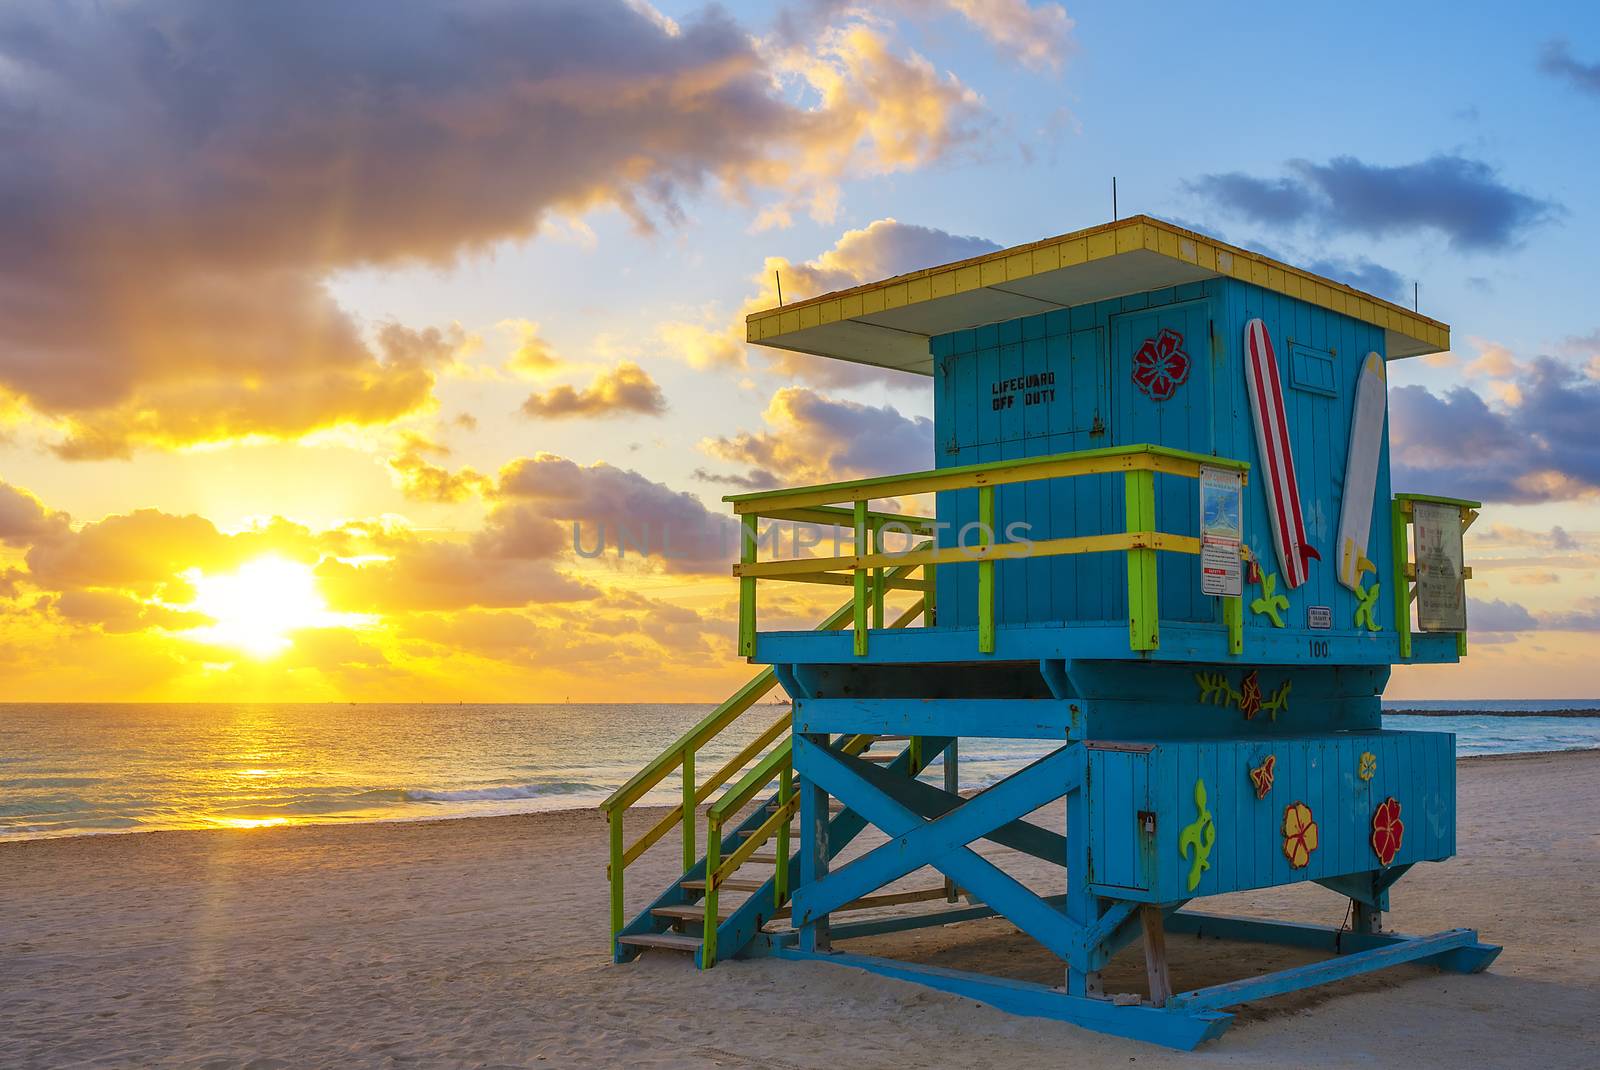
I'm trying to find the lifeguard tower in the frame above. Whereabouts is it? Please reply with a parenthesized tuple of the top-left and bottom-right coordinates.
(601, 216, 1499, 1049)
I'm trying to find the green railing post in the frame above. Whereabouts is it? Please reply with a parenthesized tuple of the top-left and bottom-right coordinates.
(608, 813, 624, 954)
(908, 735, 923, 772)
(702, 823, 720, 969)
(853, 501, 869, 656)
(871, 519, 886, 629)
(739, 514, 758, 657)
(977, 485, 995, 654)
(924, 562, 937, 626)
(1391, 499, 1412, 659)
(681, 747, 696, 874)
(1124, 469, 1159, 651)
(1223, 595, 1243, 655)
(775, 765, 792, 907)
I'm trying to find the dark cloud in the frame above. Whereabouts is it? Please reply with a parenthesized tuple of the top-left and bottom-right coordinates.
(495, 454, 739, 574)
(1300, 256, 1406, 303)
(1540, 39, 1600, 96)
(0, 1, 984, 454)
(1543, 598, 1600, 631)
(693, 467, 782, 491)
(1391, 357, 1600, 503)
(1166, 224, 1407, 303)
(1468, 597, 1538, 632)
(520, 362, 668, 419)
(699, 387, 933, 488)
(1189, 155, 1557, 250)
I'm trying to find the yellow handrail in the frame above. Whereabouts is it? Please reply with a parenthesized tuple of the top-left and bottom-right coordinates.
(727, 443, 1249, 657)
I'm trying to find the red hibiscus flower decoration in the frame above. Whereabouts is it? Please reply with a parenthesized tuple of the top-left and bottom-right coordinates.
(1238, 670, 1262, 720)
(1371, 796, 1404, 866)
(1132, 328, 1190, 401)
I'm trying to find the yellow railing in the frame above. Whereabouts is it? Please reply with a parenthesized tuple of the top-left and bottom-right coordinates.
(601, 554, 927, 951)
(726, 443, 1249, 655)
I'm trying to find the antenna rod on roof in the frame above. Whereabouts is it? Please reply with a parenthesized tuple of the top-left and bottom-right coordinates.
(1112, 177, 1118, 221)
(776, 270, 784, 307)
(1414, 281, 1419, 312)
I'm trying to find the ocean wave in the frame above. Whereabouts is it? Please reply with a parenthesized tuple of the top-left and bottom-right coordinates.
(404, 781, 601, 803)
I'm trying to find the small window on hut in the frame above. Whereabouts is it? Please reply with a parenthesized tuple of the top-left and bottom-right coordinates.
(1288, 343, 1338, 398)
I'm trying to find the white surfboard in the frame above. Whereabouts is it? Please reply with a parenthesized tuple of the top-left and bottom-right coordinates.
(1336, 352, 1387, 592)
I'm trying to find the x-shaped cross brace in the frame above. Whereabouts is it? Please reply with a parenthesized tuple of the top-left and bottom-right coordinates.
(791, 736, 1083, 962)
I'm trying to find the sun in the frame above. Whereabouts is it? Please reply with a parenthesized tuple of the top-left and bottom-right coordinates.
(185, 556, 352, 658)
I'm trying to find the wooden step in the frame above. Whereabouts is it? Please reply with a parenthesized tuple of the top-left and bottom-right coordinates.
(680, 877, 766, 893)
(652, 904, 730, 923)
(617, 932, 703, 953)
(748, 853, 779, 865)
(872, 735, 912, 742)
(862, 753, 898, 763)
(739, 825, 797, 839)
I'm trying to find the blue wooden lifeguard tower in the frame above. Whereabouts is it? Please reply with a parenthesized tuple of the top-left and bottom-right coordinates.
(601, 216, 1499, 1049)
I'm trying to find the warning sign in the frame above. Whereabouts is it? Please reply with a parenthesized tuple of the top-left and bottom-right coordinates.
(1198, 465, 1242, 598)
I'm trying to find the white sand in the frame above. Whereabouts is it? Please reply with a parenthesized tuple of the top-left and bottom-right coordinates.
(3, 750, 1597, 1068)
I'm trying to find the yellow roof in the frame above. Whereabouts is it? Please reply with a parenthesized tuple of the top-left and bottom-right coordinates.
(745, 215, 1448, 375)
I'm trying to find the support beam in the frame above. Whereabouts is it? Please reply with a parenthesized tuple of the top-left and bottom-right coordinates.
(775, 949, 1234, 1052)
(1140, 904, 1173, 1007)
(798, 733, 831, 954)
(1166, 929, 1483, 1012)
(1162, 909, 1501, 973)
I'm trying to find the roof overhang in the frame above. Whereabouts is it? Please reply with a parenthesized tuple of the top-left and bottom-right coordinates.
(745, 216, 1449, 376)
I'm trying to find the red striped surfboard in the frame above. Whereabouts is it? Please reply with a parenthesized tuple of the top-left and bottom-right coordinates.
(1244, 318, 1320, 589)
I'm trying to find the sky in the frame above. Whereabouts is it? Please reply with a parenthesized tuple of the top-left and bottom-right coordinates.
(1, 0, 1598, 701)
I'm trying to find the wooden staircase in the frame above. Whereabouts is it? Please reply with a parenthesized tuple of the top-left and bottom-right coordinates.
(612, 733, 953, 965)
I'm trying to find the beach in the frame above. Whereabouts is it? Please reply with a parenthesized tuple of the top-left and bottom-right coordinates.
(3, 750, 1596, 1069)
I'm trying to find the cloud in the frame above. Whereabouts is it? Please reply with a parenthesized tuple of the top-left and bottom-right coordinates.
(0, 1, 989, 455)
(1189, 155, 1558, 250)
(387, 433, 491, 504)
(780, 0, 1075, 73)
(1540, 39, 1600, 96)
(1391, 355, 1600, 503)
(1543, 597, 1600, 631)
(699, 387, 933, 487)
(940, 0, 1076, 72)
(495, 454, 738, 574)
(500, 320, 568, 378)
(1469, 596, 1538, 633)
(1300, 256, 1406, 303)
(664, 218, 1000, 383)
(520, 361, 668, 419)
(316, 537, 594, 614)
(0, 481, 70, 548)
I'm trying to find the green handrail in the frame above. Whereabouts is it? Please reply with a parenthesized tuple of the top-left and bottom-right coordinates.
(606, 562, 927, 950)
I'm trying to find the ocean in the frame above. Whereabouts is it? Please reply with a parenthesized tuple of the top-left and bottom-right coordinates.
(3, 701, 1597, 841)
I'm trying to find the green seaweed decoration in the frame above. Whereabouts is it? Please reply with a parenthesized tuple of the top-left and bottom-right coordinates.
(1194, 671, 1240, 707)
(1354, 579, 1383, 632)
(1260, 679, 1292, 720)
(1251, 570, 1289, 628)
(1195, 671, 1290, 721)
(1177, 778, 1215, 892)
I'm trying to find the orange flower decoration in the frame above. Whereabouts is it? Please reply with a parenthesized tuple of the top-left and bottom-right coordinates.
(1371, 796, 1404, 866)
(1282, 801, 1318, 869)
(1249, 754, 1275, 799)
(1238, 670, 1263, 720)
